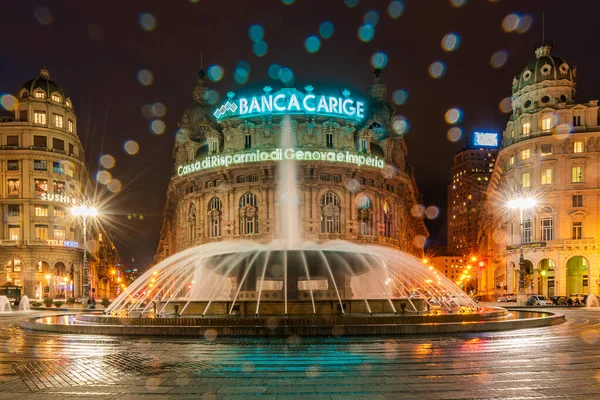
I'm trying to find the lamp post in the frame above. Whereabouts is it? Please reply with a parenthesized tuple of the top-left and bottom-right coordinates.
(507, 197, 536, 305)
(71, 204, 98, 300)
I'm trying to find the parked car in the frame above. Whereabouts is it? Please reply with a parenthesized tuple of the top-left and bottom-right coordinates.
(497, 293, 517, 303)
(497, 294, 509, 303)
(527, 295, 553, 306)
(551, 296, 569, 305)
(569, 294, 586, 306)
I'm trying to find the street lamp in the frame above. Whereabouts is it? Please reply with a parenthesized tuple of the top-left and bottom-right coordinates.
(71, 204, 98, 300)
(507, 196, 537, 303)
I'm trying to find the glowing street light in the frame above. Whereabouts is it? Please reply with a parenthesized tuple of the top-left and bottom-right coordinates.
(507, 196, 537, 301)
(71, 204, 98, 300)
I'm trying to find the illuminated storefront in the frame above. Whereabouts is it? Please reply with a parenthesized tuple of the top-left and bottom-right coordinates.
(156, 68, 428, 261)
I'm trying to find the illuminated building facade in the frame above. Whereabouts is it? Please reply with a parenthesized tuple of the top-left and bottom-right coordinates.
(479, 44, 600, 299)
(0, 68, 89, 300)
(156, 69, 428, 261)
(426, 255, 469, 284)
(448, 140, 498, 255)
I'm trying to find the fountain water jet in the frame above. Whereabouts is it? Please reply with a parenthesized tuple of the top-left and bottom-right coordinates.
(19, 295, 30, 312)
(0, 296, 10, 312)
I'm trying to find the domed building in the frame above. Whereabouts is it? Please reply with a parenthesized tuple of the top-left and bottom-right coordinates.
(0, 68, 92, 300)
(478, 44, 600, 300)
(155, 69, 428, 265)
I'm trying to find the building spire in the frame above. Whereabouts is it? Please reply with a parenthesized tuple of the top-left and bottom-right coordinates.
(193, 68, 208, 104)
(369, 68, 387, 100)
(40, 66, 50, 79)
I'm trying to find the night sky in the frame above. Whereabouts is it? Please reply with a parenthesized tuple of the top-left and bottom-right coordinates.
(1, 0, 599, 266)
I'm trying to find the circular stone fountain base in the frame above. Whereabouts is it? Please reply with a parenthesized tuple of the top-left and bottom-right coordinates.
(19, 307, 565, 336)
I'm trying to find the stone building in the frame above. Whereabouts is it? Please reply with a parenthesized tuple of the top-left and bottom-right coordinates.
(479, 44, 600, 299)
(155, 69, 428, 262)
(0, 68, 91, 300)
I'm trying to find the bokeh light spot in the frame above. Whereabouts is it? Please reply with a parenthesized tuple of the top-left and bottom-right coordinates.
(0, 94, 18, 111)
(392, 116, 409, 135)
(99, 155, 116, 169)
(150, 120, 165, 135)
(107, 179, 122, 193)
(450, 0, 467, 7)
(319, 21, 334, 39)
(411, 205, 425, 218)
(124, 140, 140, 155)
(364, 10, 380, 26)
(248, 24, 264, 42)
(152, 102, 166, 118)
(279, 67, 295, 86)
(392, 89, 408, 105)
(96, 170, 112, 185)
(203, 89, 220, 105)
(234, 63, 250, 85)
(358, 24, 375, 42)
(137, 69, 153, 86)
(413, 235, 427, 248)
(207, 65, 224, 82)
(388, 1, 404, 18)
(502, 13, 520, 32)
(428, 61, 446, 78)
(516, 15, 533, 33)
(268, 64, 282, 80)
(441, 33, 461, 52)
(490, 50, 509, 68)
(253, 40, 268, 57)
(425, 206, 440, 219)
(371, 52, 388, 69)
(282, 0, 295, 4)
(304, 36, 321, 53)
(447, 127, 463, 142)
(139, 12, 156, 31)
(445, 108, 463, 124)
(345, 0, 359, 8)
(34, 6, 53, 25)
(499, 97, 512, 113)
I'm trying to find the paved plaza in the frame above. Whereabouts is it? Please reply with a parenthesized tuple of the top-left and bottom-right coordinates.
(0, 309, 599, 399)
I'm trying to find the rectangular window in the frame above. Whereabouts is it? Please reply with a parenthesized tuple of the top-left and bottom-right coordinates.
(34, 179, 47, 195)
(52, 138, 65, 151)
(541, 117, 552, 132)
(53, 114, 64, 128)
(53, 162, 63, 174)
(521, 172, 531, 188)
(34, 91, 45, 99)
(7, 160, 19, 171)
(358, 177, 365, 185)
(509, 155, 515, 165)
(68, 143, 74, 154)
(326, 133, 334, 148)
(541, 217, 553, 241)
(210, 140, 217, 152)
(7, 179, 19, 195)
(511, 130, 515, 139)
(34, 160, 47, 171)
(572, 221, 583, 240)
(522, 219, 532, 243)
(249, 174, 259, 182)
(7, 205, 19, 217)
(51, 94, 61, 102)
(572, 195, 583, 208)
(54, 207, 65, 218)
(53, 181, 65, 194)
(214, 179, 221, 186)
(522, 122, 531, 136)
(521, 149, 530, 160)
(244, 134, 252, 149)
(320, 174, 330, 181)
(367, 179, 374, 186)
(360, 139, 368, 152)
(571, 166, 583, 183)
(35, 205, 48, 217)
(573, 141, 584, 153)
(33, 111, 46, 124)
(34, 225, 48, 241)
(54, 226, 66, 240)
(6, 135, 18, 146)
(541, 168, 552, 185)
(33, 135, 47, 147)
(540, 144, 553, 155)
(573, 115, 581, 126)
(8, 225, 20, 241)
(68, 120, 74, 133)
(237, 176, 247, 183)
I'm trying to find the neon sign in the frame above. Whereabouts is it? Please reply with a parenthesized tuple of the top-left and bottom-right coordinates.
(177, 148, 384, 177)
(40, 193, 79, 206)
(46, 239, 79, 248)
(214, 87, 365, 121)
(473, 132, 499, 148)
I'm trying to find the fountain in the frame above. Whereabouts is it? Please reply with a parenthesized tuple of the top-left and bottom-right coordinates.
(0, 296, 10, 312)
(19, 295, 30, 312)
(586, 294, 599, 307)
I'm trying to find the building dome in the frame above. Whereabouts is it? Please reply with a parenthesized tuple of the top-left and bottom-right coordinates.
(512, 45, 576, 94)
(19, 68, 70, 100)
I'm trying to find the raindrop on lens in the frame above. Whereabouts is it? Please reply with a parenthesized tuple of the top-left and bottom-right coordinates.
(137, 69, 153, 86)
(499, 97, 512, 113)
(392, 89, 408, 105)
(34, 6, 53, 25)
(447, 127, 463, 142)
(392, 116, 409, 135)
(358, 24, 375, 42)
(502, 13, 520, 32)
(490, 50, 508, 68)
(345, 0, 359, 8)
(304, 36, 321, 53)
(450, 0, 467, 7)
(516, 15, 533, 34)
(96, 170, 112, 184)
(253, 40, 268, 57)
(388, 1, 404, 18)
(282, 0, 295, 4)
(207, 65, 224, 82)
(428, 61, 446, 78)
(279, 67, 295, 86)
(425, 206, 440, 219)
(371, 52, 388, 69)
(248, 24, 264, 42)
(99, 154, 116, 169)
(319, 21, 334, 39)
(363, 10, 380, 26)
(203, 89, 219, 105)
(138, 12, 156, 31)
(150, 119, 165, 134)
(441, 33, 460, 52)
(152, 102, 166, 117)
(107, 179, 122, 193)
(0, 94, 17, 111)
(124, 140, 140, 155)
(268, 64, 281, 80)
(445, 108, 463, 124)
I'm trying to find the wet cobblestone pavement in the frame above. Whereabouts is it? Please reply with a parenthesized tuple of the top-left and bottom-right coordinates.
(1, 309, 599, 399)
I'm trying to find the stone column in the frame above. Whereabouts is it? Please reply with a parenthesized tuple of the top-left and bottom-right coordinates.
(23, 262, 36, 298)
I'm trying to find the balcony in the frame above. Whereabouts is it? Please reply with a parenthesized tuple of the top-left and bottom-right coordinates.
(504, 125, 600, 147)
(0, 240, 19, 246)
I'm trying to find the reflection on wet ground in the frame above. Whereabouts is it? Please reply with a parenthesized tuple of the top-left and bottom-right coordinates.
(1, 309, 599, 399)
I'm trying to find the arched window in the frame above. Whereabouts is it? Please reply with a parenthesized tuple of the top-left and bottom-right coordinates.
(208, 197, 222, 237)
(383, 202, 393, 238)
(188, 203, 197, 241)
(357, 195, 373, 235)
(320, 192, 340, 233)
(239, 193, 258, 235)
